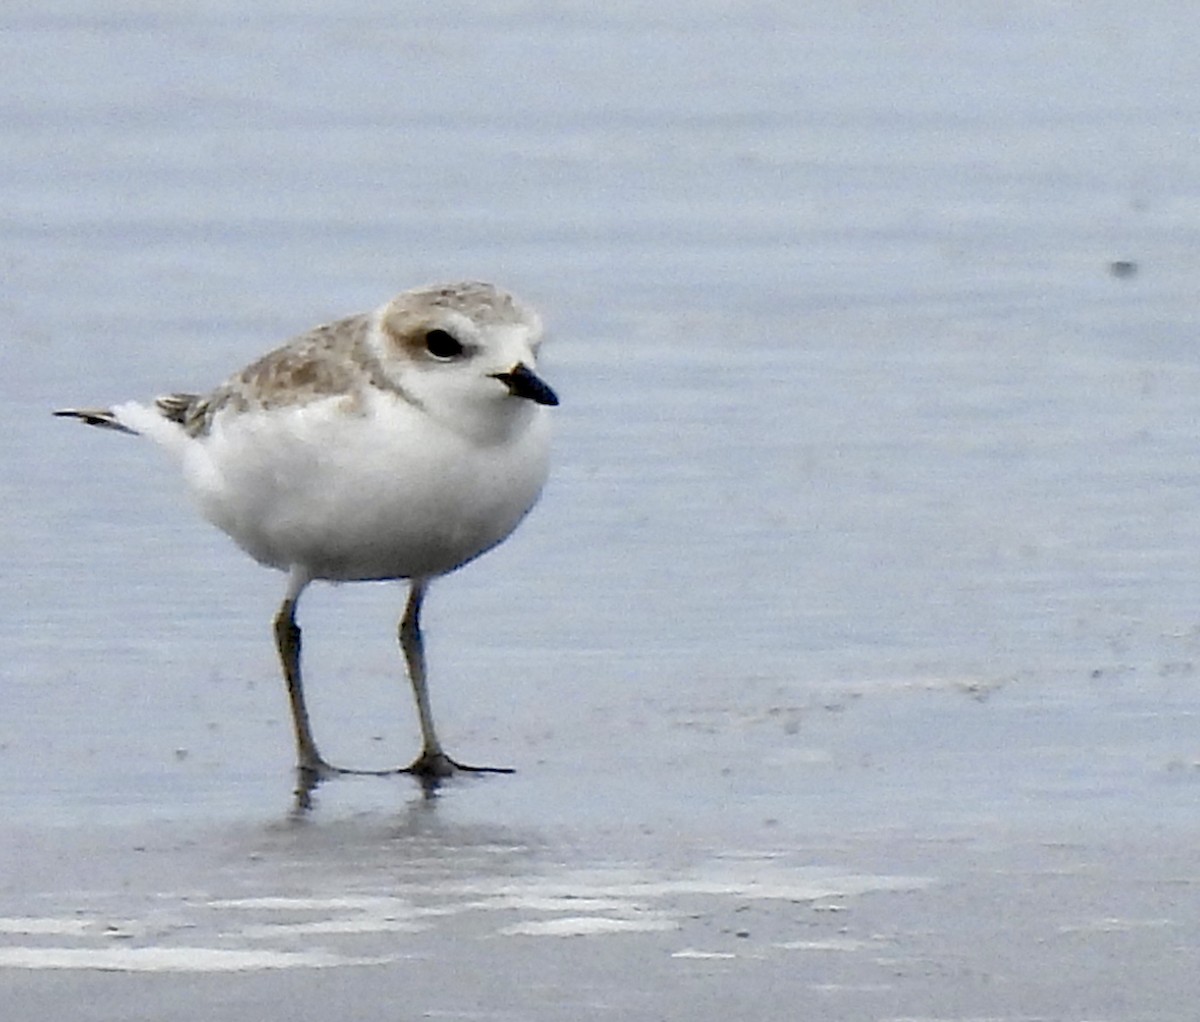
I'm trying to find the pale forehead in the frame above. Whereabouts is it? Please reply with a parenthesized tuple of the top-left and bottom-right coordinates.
(389, 281, 541, 333)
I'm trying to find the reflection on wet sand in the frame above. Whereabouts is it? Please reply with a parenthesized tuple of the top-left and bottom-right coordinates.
(0, 798, 928, 974)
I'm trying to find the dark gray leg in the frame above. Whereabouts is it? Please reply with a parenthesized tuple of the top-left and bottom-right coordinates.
(272, 574, 329, 775)
(399, 580, 512, 779)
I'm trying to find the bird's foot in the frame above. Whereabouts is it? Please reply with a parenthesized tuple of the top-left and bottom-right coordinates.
(401, 749, 515, 779)
(289, 752, 513, 808)
(296, 755, 342, 781)
(291, 756, 341, 813)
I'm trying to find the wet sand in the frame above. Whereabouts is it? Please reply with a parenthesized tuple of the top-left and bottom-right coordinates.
(1, 760, 1197, 1019)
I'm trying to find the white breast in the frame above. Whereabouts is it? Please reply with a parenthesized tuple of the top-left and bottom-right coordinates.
(180, 390, 552, 582)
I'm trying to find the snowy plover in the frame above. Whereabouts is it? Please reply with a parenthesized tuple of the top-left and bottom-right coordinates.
(56, 281, 558, 782)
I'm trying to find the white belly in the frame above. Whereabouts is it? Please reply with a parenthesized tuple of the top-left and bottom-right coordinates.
(180, 392, 551, 582)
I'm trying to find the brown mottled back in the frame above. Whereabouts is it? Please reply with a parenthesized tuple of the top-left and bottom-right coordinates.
(166, 313, 376, 437)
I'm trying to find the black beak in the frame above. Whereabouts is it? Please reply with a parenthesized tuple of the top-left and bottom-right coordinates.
(492, 363, 559, 406)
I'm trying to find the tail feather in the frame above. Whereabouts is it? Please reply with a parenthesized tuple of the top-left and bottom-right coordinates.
(52, 408, 140, 436)
(154, 392, 201, 425)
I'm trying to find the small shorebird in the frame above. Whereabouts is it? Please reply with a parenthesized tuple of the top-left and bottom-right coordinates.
(56, 281, 558, 784)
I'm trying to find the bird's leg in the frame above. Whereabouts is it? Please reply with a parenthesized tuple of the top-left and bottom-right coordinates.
(273, 580, 332, 778)
(398, 581, 446, 769)
(398, 580, 513, 779)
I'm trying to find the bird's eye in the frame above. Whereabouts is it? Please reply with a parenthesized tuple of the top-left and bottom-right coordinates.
(424, 329, 464, 360)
